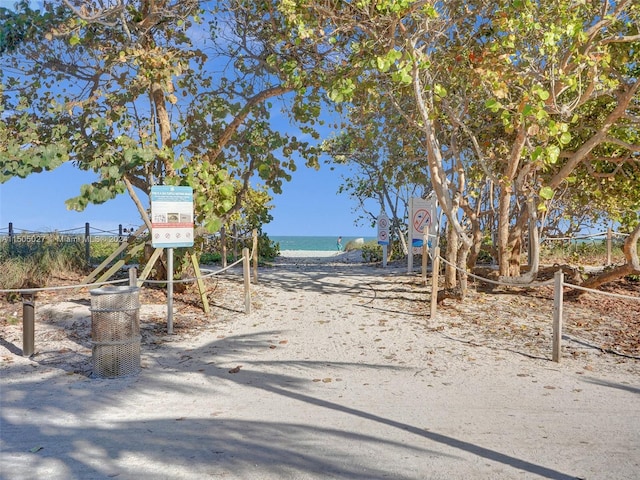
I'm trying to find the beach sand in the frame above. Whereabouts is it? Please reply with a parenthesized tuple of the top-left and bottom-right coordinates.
(1, 253, 639, 479)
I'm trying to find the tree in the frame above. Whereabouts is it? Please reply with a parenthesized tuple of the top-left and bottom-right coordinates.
(321, 79, 431, 257)
(279, 0, 640, 290)
(0, 0, 351, 239)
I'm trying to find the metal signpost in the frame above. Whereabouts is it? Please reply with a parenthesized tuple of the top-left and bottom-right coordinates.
(151, 186, 194, 334)
(377, 211, 390, 268)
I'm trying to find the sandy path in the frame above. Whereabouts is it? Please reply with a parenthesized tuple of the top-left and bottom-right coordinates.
(1, 259, 639, 479)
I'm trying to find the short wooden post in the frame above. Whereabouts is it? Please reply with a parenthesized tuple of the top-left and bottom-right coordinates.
(552, 270, 564, 363)
(430, 247, 440, 320)
(128, 267, 137, 287)
(22, 293, 35, 357)
(606, 228, 612, 266)
(252, 229, 258, 284)
(243, 247, 251, 314)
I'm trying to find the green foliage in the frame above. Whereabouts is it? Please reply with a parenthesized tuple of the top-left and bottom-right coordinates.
(0, 235, 87, 296)
(1, 0, 345, 247)
(258, 233, 280, 262)
(361, 241, 383, 263)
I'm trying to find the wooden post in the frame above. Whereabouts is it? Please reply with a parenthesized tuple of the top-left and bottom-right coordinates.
(22, 293, 35, 357)
(252, 228, 258, 284)
(430, 247, 440, 320)
(136, 247, 163, 287)
(552, 270, 564, 363)
(190, 252, 210, 314)
(606, 228, 612, 266)
(128, 267, 137, 287)
(85, 222, 91, 266)
(221, 226, 227, 269)
(8, 222, 13, 254)
(421, 233, 428, 285)
(81, 224, 147, 285)
(243, 247, 251, 314)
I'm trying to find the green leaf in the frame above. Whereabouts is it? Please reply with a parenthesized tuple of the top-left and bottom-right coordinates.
(485, 99, 501, 112)
(546, 145, 560, 164)
(539, 186, 554, 200)
(559, 131, 572, 145)
(69, 35, 80, 46)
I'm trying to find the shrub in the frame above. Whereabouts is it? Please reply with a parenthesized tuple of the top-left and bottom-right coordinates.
(362, 241, 383, 263)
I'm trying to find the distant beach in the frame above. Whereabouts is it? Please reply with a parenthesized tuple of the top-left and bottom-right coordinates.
(270, 235, 375, 251)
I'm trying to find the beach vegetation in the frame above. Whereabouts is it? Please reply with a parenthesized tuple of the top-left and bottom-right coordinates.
(292, 0, 640, 292)
(1, 0, 638, 292)
(0, 237, 87, 299)
(0, 0, 348, 277)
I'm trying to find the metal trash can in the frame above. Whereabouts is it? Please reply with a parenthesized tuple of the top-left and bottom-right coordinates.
(90, 286, 141, 378)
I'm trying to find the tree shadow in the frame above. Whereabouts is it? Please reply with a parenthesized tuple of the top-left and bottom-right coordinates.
(2, 329, 578, 480)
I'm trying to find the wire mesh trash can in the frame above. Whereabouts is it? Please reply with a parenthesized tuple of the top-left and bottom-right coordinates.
(90, 286, 141, 378)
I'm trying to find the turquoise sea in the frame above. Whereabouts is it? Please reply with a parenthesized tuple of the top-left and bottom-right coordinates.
(270, 236, 376, 251)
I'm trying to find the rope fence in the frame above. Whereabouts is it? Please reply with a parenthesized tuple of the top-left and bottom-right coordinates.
(3, 247, 256, 358)
(1, 223, 261, 275)
(429, 250, 639, 363)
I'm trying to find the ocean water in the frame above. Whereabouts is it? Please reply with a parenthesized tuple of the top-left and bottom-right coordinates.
(270, 236, 376, 251)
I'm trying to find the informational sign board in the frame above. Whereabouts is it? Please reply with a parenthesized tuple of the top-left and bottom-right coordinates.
(151, 186, 194, 248)
(377, 212, 390, 245)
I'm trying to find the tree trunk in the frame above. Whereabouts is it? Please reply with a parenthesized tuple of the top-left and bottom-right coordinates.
(458, 242, 470, 297)
(499, 198, 542, 285)
(445, 222, 458, 288)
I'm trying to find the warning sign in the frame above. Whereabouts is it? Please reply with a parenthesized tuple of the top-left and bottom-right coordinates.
(377, 212, 390, 245)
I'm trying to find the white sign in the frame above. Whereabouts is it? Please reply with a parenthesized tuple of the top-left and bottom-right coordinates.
(377, 212, 390, 245)
(410, 197, 435, 249)
(151, 186, 194, 248)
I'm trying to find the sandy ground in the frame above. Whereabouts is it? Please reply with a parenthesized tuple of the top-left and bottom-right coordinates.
(1, 250, 639, 480)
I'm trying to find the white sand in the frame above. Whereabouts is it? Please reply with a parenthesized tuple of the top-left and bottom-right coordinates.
(278, 249, 364, 263)
(1, 260, 639, 479)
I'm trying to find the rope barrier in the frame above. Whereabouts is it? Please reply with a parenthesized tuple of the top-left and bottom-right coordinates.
(0, 278, 129, 294)
(542, 230, 630, 242)
(141, 257, 244, 285)
(437, 255, 554, 288)
(563, 282, 640, 301)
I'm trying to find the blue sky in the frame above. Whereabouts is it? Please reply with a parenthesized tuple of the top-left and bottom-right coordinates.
(0, 158, 377, 237)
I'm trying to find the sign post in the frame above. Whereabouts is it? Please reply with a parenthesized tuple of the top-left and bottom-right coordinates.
(151, 186, 194, 334)
(408, 197, 435, 273)
(377, 211, 390, 268)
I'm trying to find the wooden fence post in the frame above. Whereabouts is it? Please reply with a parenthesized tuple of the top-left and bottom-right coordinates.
(421, 233, 428, 285)
(22, 293, 35, 357)
(606, 228, 612, 266)
(552, 269, 564, 363)
(85, 222, 91, 266)
(8, 222, 14, 254)
(243, 247, 251, 314)
(430, 247, 440, 320)
(128, 267, 137, 287)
